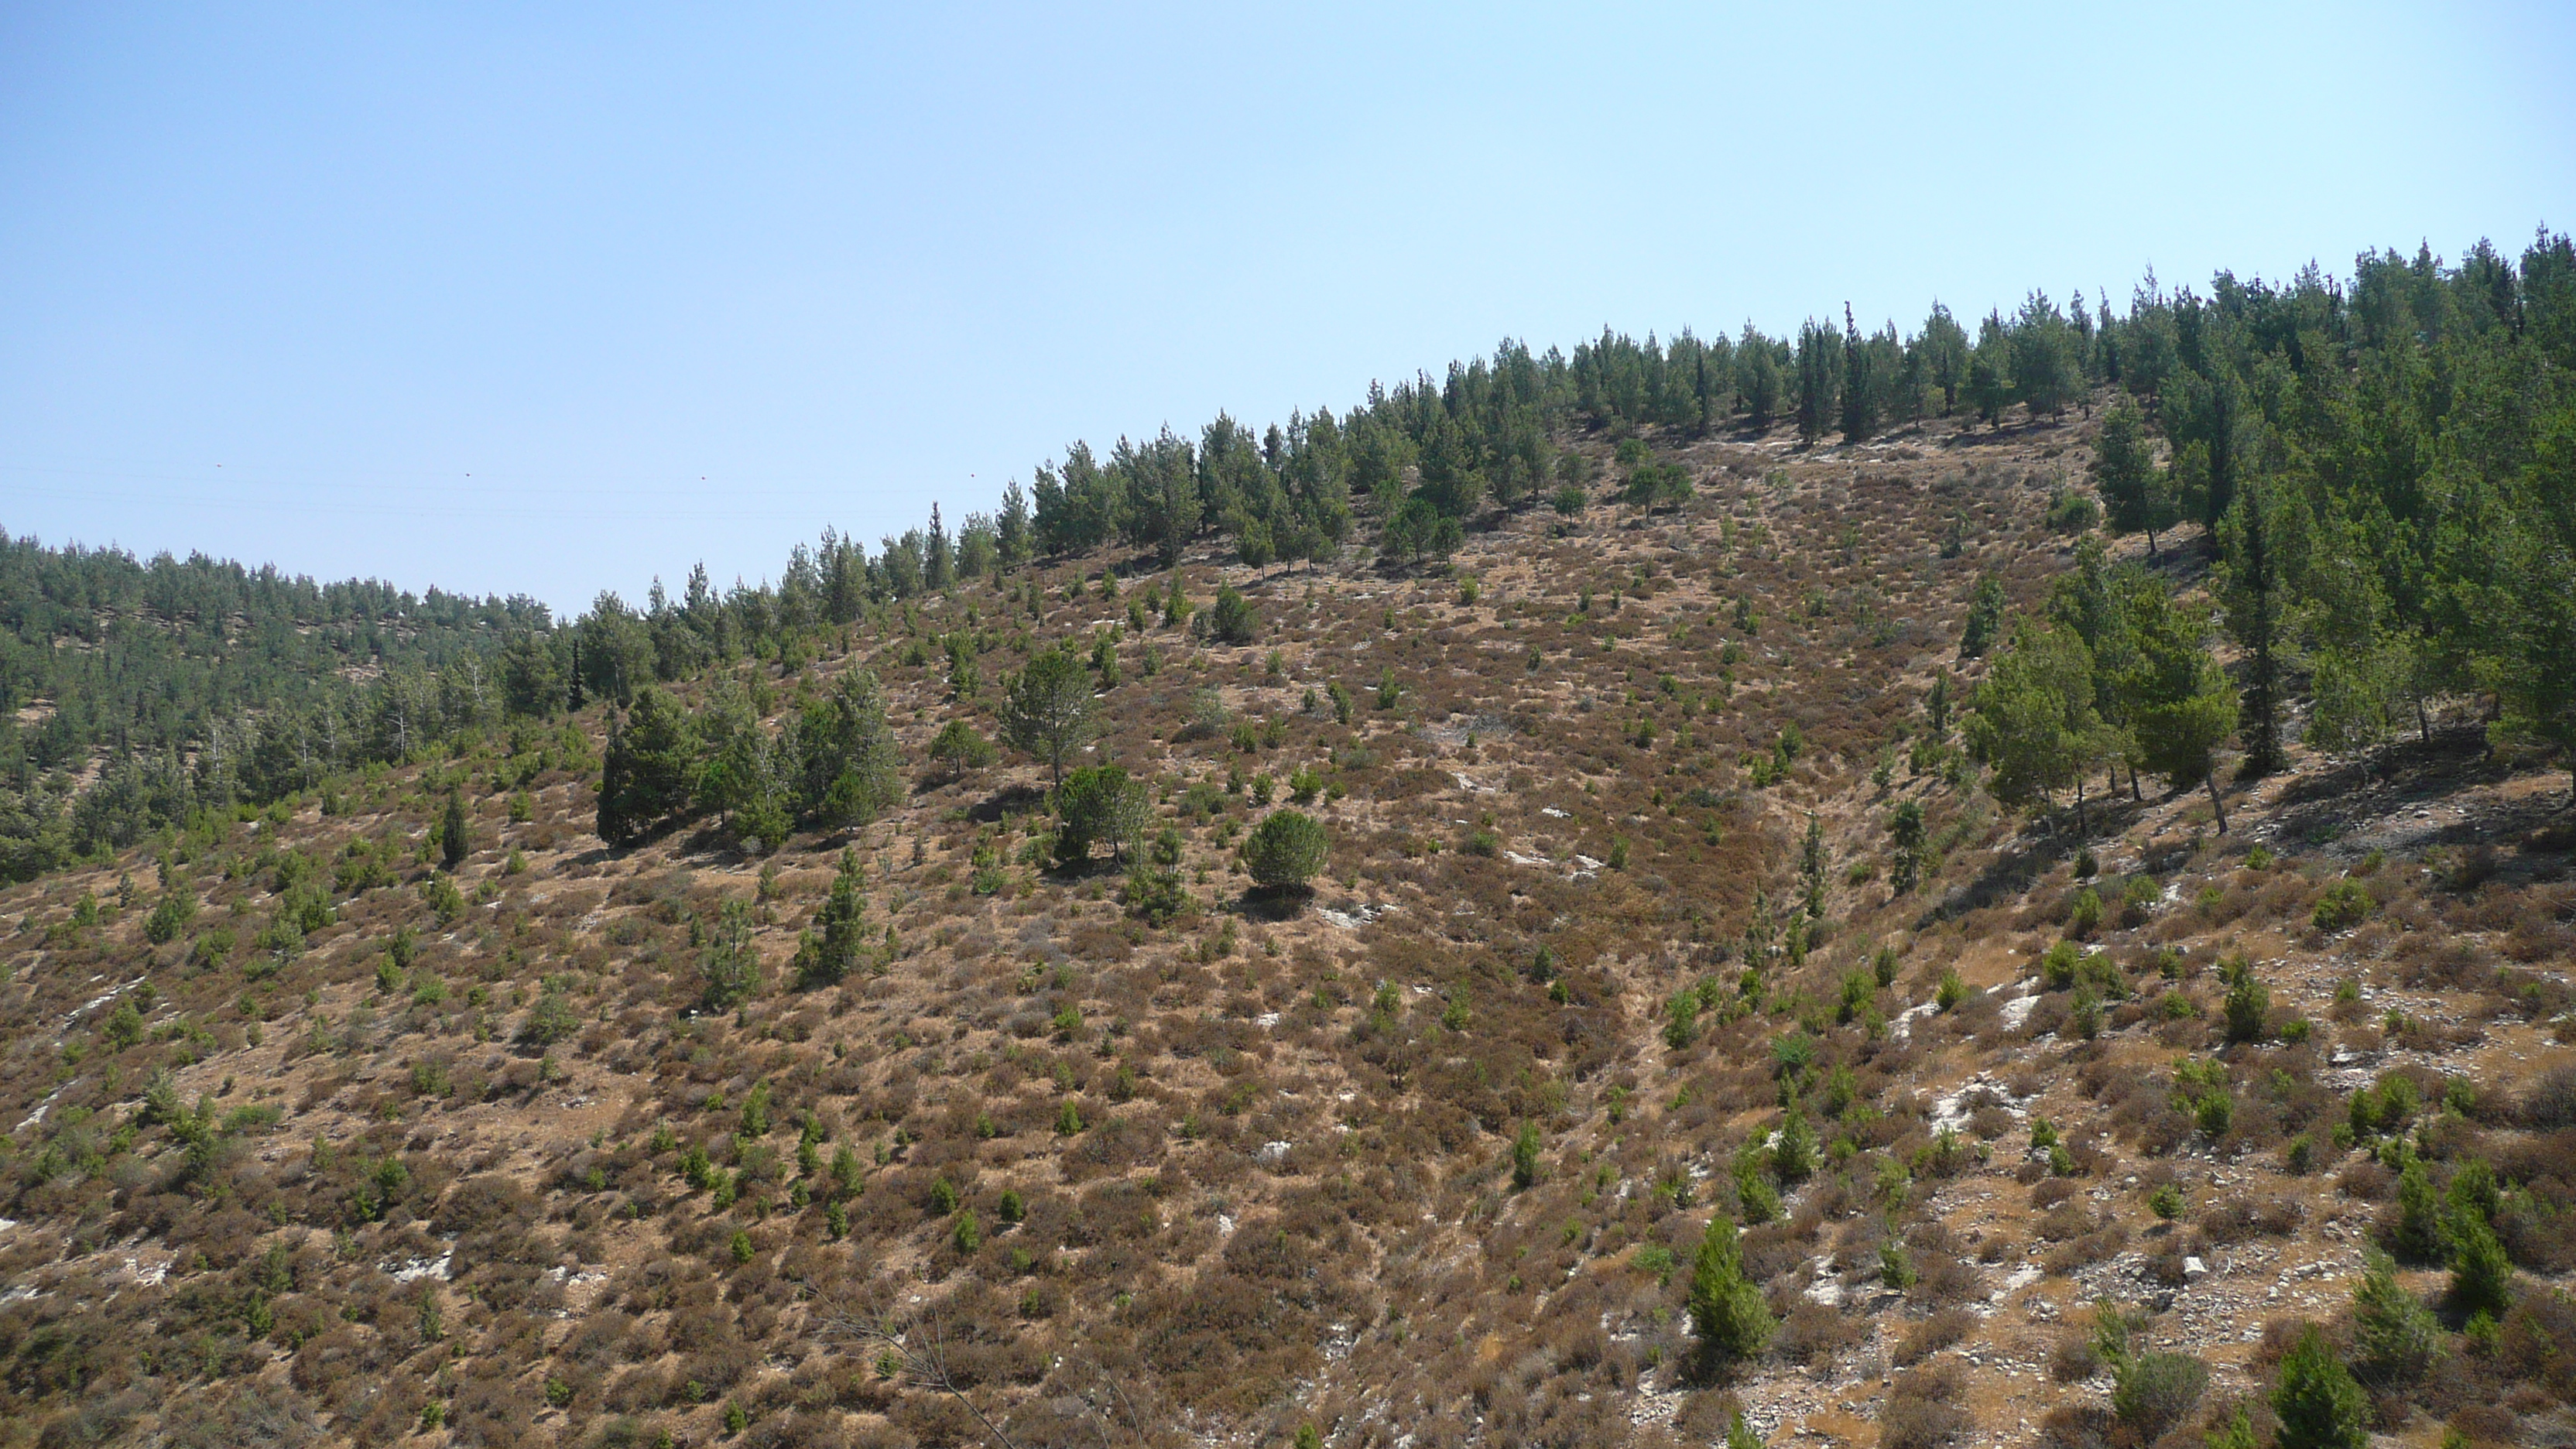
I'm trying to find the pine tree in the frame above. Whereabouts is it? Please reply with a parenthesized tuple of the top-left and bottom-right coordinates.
(1797, 814, 1828, 919)
(1687, 1214, 1774, 1373)
(700, 896, 762, 1010)
(1839, 303, 1877, 443)
(2270, 1326, 2369, 1449)
(1793, 317, 1841, 447)
(792, 849, 870, 988)
(2449, 1208, 2513, 1319)
(596, 687, 695, 846)
(2090, 395, 2174, 555)
(1001, 649, 1097, 790)
(2389, 1156, 2450, 1265)
(1958, 571, 2009, 659)
(2218, 474, 2289, 776)
(596, 711, 635, 846)
(2119, 583, 2239, 832)
(1889, 800, 1926, 895)
(1917, 303, 1968, 416)
(1965, 619, 2105, 826)
(1964, 312, 2012, 426)
(440, 790, 470, 871)
(792, 670, 902, 829)
(2351, 1247, 2441, 1384)
(996, 479, 1032, 567)
(1738, 326, 1783, 430)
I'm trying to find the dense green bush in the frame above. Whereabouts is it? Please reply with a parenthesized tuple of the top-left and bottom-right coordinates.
(1242, 809, 1327, 891)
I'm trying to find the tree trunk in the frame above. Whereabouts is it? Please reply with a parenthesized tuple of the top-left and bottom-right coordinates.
(2075, 777, 2088, 839)
(2204, 770, 2229, 834)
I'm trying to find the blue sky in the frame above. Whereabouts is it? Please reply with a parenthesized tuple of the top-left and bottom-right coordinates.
(2, 2, 2569, 615)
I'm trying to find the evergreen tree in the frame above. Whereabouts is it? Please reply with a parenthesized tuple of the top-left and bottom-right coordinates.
(2090, 395, 2173, 554)
(1002, 649, 1098, 788)
(792, 670, 902, 829)
(995, 479, 1032, 567)
(1839, 303, 1878, 443)
(1051, 764, 1150, 870)
(2217, 474, 2290, 776)
(1889, 800, 1926, 895)
(2269, 1326, 2369, 1449)
(1687, 1214, 1774, 1373)
(1738, 325, 1783, 430)
(700, 896, 761, 1010)
(596, 687, 694, 846)
(2351, 1247, 2441, 1385)
(792, 849, 870, 988)
(2450, 1208, 2513, 1319)
(1917, 303, 1969, 416)
(1958, 571, 2009, 659)
(1206, 585, 1259, 645)
(439, 790, 470, 871)
(1964, 312, 2012, 426)
(1793, 317, 1841, 447)
(1966, 618, 2106, 826)
(1242, 808, 1328, 892)
(2119, 583, 2239, 832)
(2009, 291, 2081, 416)
(1797, 814, 1828, 919)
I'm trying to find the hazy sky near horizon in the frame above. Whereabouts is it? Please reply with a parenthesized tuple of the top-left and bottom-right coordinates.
(3, 3, 2569, 615)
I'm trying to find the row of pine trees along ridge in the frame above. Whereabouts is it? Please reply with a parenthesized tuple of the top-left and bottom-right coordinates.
(0, 229, 2571, 878)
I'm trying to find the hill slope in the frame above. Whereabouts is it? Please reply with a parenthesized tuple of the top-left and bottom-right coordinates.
(4, 399, 2574, 1449)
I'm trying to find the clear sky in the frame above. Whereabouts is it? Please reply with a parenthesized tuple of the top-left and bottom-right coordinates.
(2, 2, 2569, 616)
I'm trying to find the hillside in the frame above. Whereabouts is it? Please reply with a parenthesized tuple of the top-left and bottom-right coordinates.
(5, 384, 2574, 1449)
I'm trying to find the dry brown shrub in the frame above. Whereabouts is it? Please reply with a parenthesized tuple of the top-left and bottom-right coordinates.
(1880, 1358, 1974, 1449)
(1893, 1307, 1976, 1366)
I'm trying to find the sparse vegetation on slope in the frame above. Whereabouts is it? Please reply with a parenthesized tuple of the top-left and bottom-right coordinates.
(4, 236, 2575, 1449)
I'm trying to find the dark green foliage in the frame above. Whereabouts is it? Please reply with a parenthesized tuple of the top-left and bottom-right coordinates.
(2312, 879, 2374, 931)
(2111, 1352, 2207, 1441)
(596, 687, 694, 846)
(1511, 1120, 1541, 1189)
(701, 896, 762, 1009)
(790, 670, 903, 829)
(2120, 581, 2239, 832)
(439, 791, 469, 871)
(2270, 1326, 2369, 1449)
(927, 719, 996, 776)
(1052, 765, 1150, 870)
(2449, 1208, 2513, 1318)
(2216, 476, 2288, 775)
(520, 987, 581, 1046)
(1242, 808, 1327, 891)
(1001, 648, 1098, 786)
(1122, 865, 1188, 927)
(1793, 317, 1841, 447)
(1687, 1214, 1773, 1371)
(792, 850, 869, 988)
(1889, 800, 1926, 894)
(2352, 1248, 2441, 1384)
(2389, 1157, 2451, 1265)
(1205, 585, 1258, 645)
(1965, 618, 2105, 817)
(2221, 956, 2270, 1043)
(1958, 572, 2007, 659)
(1621, 460, 1693, 510)
(2091, 394, 2174, 553)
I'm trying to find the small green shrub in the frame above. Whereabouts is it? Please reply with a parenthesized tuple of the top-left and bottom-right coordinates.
(2313, 879, 2376, 933)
